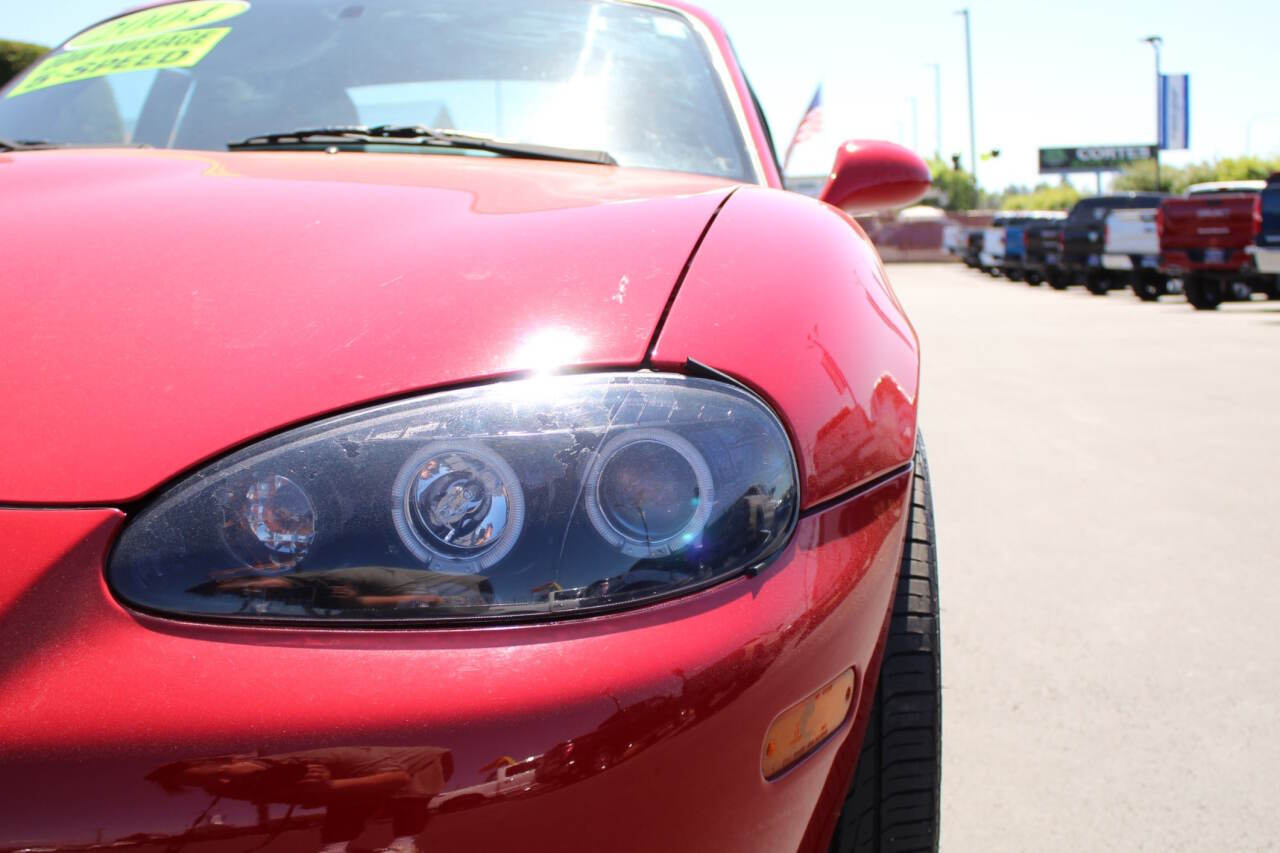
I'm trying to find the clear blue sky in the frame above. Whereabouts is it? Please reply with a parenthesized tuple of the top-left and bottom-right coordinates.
(4, 0, 1277, 191)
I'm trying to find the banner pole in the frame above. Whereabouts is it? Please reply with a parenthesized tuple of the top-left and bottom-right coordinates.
(1153, 42, 1162, 191)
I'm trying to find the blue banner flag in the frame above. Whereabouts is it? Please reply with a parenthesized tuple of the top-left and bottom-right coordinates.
(1159, 74, 1189, 151)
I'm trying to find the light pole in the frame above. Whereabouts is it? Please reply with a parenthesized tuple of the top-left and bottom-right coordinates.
(907, 95, 919, 153)
(1142, 35, 1162, 191)
(925, 63, 942, 159)
(956, 9, 977, 185)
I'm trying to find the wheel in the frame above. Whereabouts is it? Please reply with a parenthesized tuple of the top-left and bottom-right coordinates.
(1085, 272, 1109, 295)
(1131, 272, 1161, 302)
(1184, 275, 1223, 310)
(829, 439, 941, 853)
(1047, 271, 1068, 291)
(987, 268, 1001, 278)
(1025, 272, 1042, 286)
(1007, 269, 1023, 282)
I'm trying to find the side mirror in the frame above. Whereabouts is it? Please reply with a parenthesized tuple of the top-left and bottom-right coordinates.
(819, 140, 932, 215)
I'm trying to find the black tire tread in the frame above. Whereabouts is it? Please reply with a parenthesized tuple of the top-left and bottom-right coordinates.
(1184, 275, 1223, 310)
(1085, 273, 1109, 295)
(1131, 272, 1162, 302)
(830, 437, 941, 853)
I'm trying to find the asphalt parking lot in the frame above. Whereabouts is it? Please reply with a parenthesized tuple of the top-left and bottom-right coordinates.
(889, 263, 1280, 851)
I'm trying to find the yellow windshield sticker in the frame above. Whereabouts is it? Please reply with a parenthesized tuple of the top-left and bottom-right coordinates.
(7, 28, 230, 98)
(66, 1, 249, 48)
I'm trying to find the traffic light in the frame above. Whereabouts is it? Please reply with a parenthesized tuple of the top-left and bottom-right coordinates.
(951, 154, 962, 170)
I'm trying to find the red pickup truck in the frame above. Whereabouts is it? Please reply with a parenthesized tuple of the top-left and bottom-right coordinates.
(1158, 180, 1268, 309)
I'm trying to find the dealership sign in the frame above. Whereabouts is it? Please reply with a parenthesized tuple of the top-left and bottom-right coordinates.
(1038, 145, 1155, 174)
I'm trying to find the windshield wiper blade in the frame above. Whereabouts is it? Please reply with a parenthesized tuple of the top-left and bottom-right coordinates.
(0, 138, 152, 151)
(227, 125, 617, 166)
(0, 137, 58, 151)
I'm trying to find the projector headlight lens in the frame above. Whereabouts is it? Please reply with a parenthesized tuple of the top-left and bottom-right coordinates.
(585, 429, 713, 558)
(222, 474, 316, 572)
(392, 443, 525, 572)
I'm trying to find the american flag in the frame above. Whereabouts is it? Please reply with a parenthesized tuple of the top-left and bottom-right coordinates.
(783, 85, 823, 171)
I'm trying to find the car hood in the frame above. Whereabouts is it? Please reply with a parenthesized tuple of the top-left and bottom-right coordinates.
(0, 149, 736, 503)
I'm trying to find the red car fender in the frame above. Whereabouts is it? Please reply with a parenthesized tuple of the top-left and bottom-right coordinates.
(651, 186, 920, 510)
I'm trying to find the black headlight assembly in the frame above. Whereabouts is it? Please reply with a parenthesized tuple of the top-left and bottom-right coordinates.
(108, 373, 799, 626)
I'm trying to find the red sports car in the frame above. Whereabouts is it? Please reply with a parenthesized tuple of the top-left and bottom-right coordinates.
(0, 2, 939, 851)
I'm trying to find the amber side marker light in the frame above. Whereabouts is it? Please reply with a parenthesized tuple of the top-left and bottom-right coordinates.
(762, 669, 856, 779)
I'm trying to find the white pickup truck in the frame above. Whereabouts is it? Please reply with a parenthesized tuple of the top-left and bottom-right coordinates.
(432, 755, 540, 811)
(979, 214, 1008, 276)
(1102, 208, 1172, 301)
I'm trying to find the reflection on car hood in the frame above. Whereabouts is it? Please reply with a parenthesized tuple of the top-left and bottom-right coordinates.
(0, 149, 736, 503)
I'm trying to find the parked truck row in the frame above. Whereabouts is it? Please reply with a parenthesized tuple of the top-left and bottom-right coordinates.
(954, 173, 1280, 310)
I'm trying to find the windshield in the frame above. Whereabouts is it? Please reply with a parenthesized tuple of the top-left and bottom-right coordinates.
(1113, 196, 1161, 209)
(0, 0, 754, 181)
(1066, 202, 1101, 223)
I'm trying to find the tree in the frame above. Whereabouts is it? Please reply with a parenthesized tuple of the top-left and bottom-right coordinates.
(999, 182, 1081, 211)
(1114, 155, 1280, 193)
(0, 40, 47, 87)
(924, 157, 980, 211)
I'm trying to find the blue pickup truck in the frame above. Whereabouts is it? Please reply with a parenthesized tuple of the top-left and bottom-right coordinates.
(998, 212, 1066, 281)
(1247, 173, 1280, 295)
(1020, 214, 1068, 286)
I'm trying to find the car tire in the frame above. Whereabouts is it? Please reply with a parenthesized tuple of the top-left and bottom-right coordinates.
(1084, 272, 1109, 295)
(1047, 272, 1069, 290)
(1007, 269, 1023, 282)
(1131, 272, 1161, 301)
(1184, 275, 1223, 310)
(829, 439, 941, 853)
(1025, 272, 1042, 286)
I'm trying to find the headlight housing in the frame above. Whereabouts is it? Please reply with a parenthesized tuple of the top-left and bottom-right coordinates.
(108, 373, 798, 626)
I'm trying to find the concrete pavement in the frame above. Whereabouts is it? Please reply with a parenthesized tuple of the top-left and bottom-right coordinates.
(888, 264, 1280, 851)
